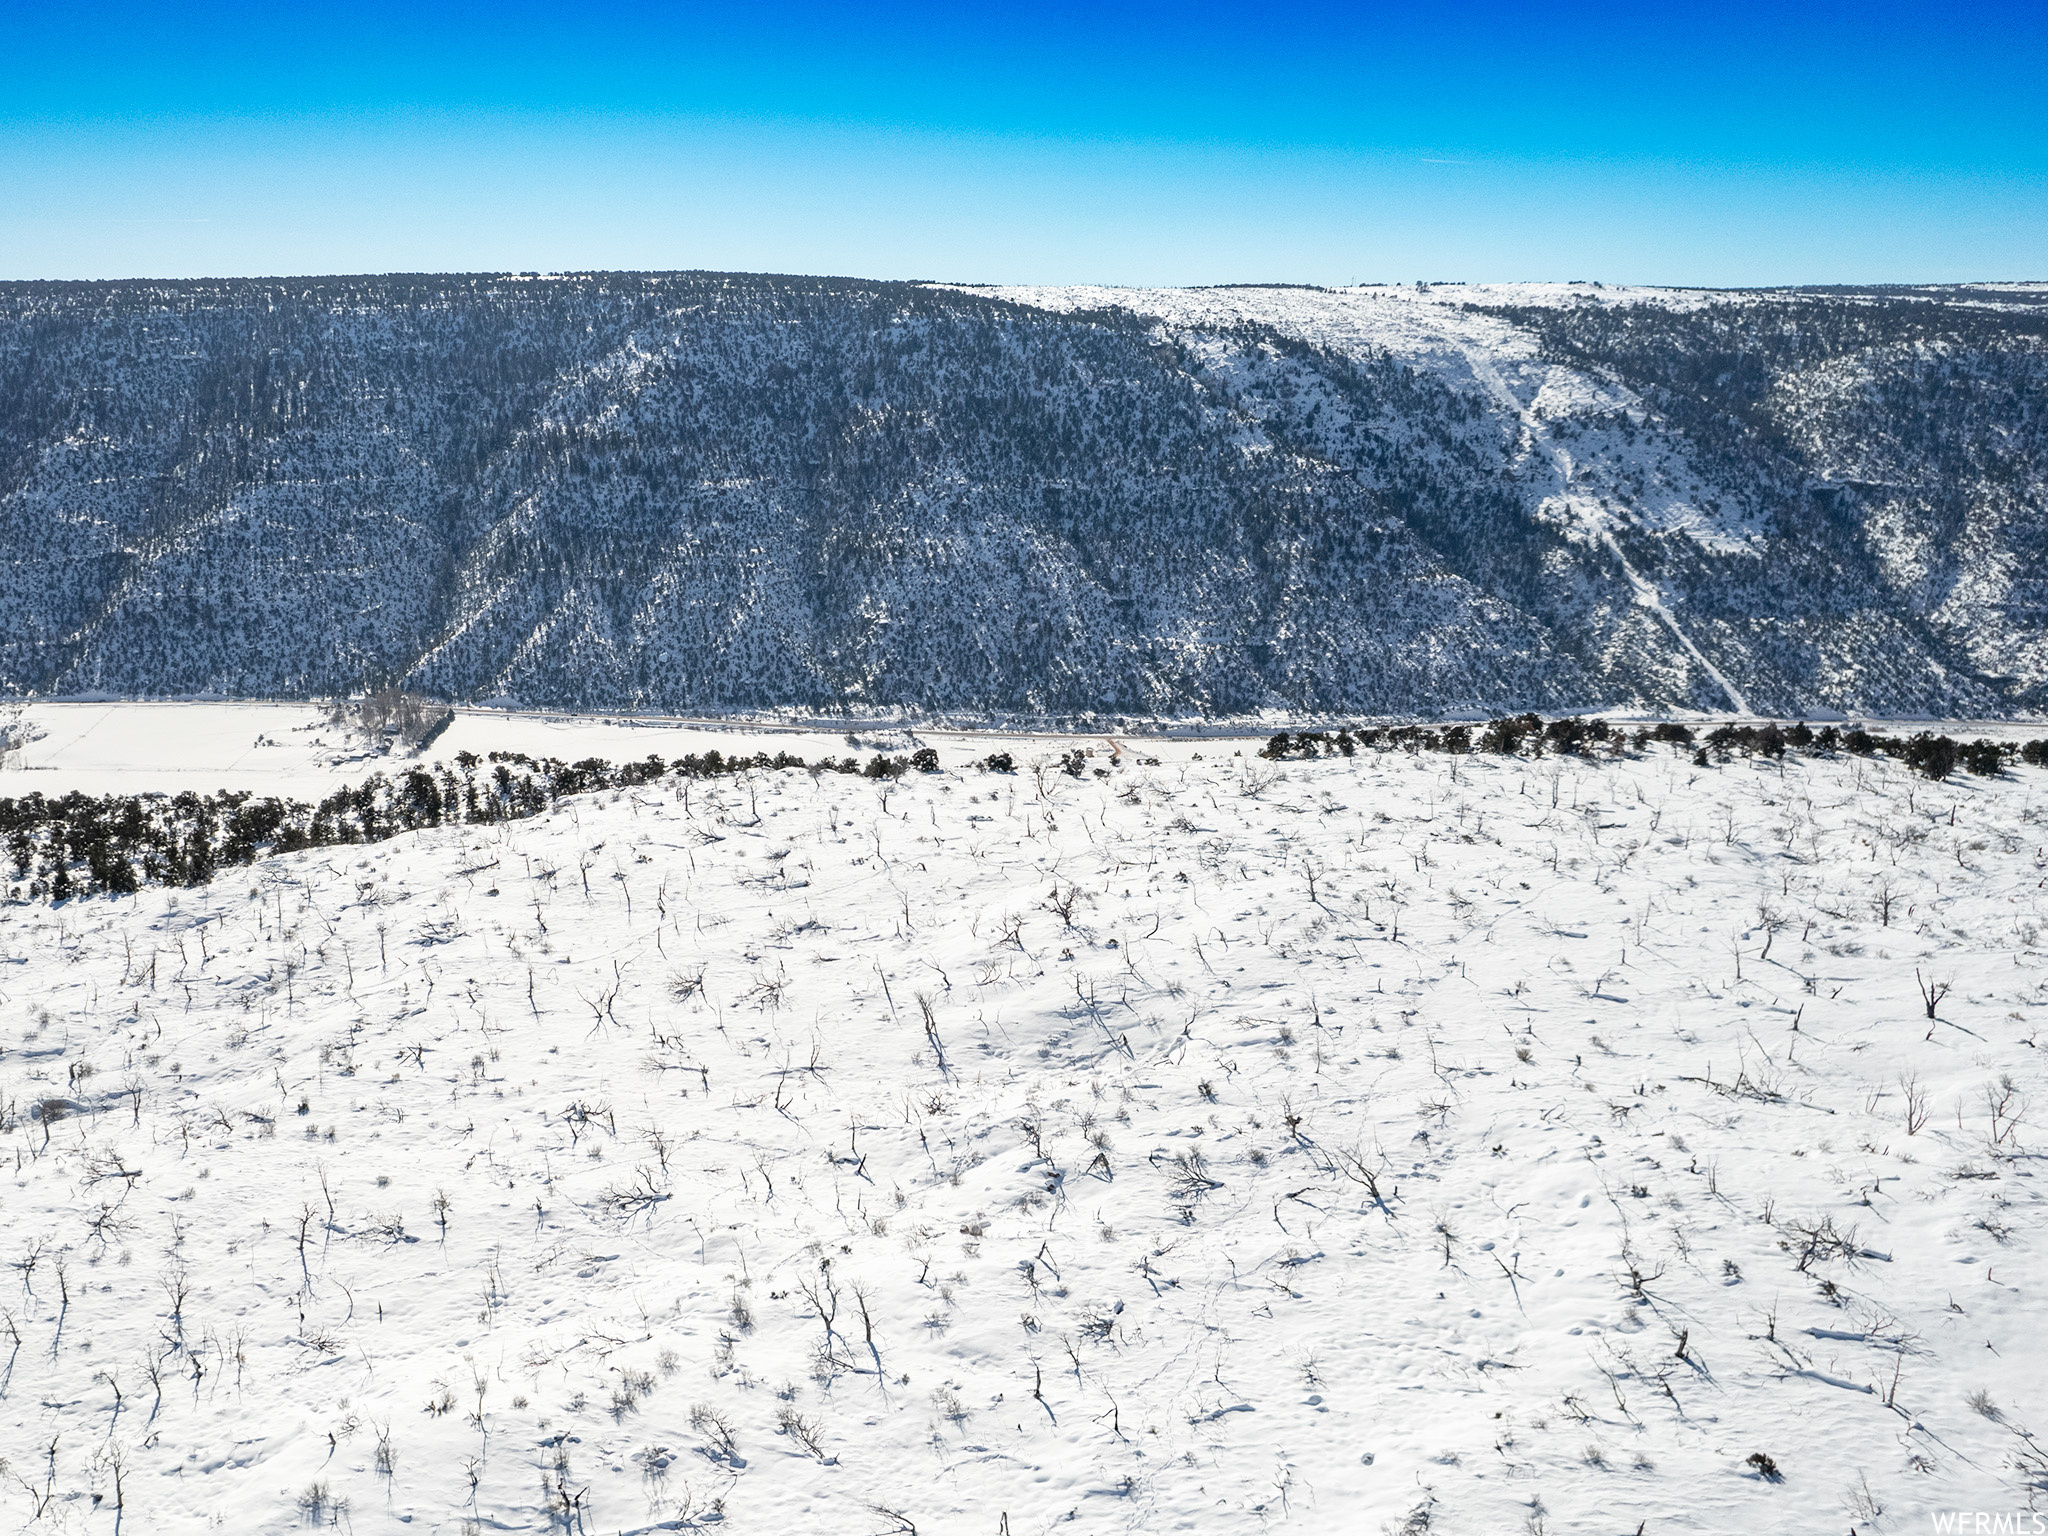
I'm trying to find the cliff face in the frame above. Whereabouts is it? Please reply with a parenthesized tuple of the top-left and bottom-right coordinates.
(3, 272, 2043, 717)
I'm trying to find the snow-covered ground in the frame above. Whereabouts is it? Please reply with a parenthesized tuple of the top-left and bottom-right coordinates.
(0, 702, 1037, 800)
(2, 727, 2045, 1533)
(5, 701, 2043, 800)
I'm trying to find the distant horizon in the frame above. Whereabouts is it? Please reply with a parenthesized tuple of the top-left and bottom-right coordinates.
(3, 270, 2046, 292)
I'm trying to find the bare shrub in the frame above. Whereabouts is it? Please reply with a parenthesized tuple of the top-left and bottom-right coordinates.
(776, 1404, 827, 1458)
(689, 1402, 739, 1461)
(298, 1481, 349, 1526)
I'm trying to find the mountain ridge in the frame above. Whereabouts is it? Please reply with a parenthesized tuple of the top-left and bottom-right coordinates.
(3, 273, 2043, 718)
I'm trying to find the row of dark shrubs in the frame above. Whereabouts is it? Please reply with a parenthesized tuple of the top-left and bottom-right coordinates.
(1, 744, 946, 903)
(1258, 715, 2047, 782)
(7, 716, 2041, 904)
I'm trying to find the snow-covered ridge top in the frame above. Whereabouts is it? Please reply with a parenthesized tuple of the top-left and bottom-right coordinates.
(959, 279, 2048, 315)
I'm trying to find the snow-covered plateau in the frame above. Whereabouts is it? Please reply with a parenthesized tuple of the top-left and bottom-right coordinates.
(1, 714, 2045, 1534)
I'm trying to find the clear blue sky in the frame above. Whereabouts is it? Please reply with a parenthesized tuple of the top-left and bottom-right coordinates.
(4, 0, 2044, 286)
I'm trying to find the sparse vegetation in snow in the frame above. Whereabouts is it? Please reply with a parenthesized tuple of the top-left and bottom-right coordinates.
(0, 726, 2043, 1531)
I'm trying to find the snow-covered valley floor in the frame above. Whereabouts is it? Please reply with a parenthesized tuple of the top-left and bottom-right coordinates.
(2, 737, 2045, 1533)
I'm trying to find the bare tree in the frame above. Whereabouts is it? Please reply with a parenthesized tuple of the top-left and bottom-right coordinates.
(1914, 969, 1952, 1020)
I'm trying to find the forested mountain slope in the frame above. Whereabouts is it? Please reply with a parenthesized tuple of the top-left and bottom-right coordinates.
(3, 273, 2043, 717)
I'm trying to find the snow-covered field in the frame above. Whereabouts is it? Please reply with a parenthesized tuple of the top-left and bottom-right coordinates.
(6, 701, 2042, 799)
(2, 724, 2045, 1533)
(0, 702, 962, 800)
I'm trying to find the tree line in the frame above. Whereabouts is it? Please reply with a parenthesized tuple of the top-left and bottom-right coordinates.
(1, 745, 942, 904)
(5, 717, 2040, 905)
(1259, 715, 2044, 780)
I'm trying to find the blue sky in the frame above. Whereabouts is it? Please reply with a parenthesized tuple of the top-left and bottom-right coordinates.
(4, 0, 2044, 285)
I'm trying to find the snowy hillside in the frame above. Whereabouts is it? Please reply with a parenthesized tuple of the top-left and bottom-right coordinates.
(2, 730, 2044, 1532)
(3, 274, 2046, 719)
